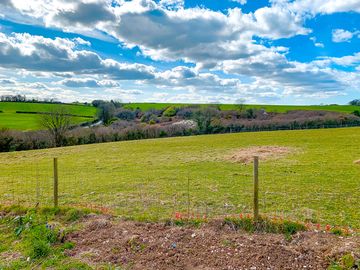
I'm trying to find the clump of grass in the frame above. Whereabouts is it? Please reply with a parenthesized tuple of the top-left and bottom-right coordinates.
(224, 216, 306, 238)
(9, 208, 87, 260)
(63, 209, 84, 222)
(331, 228, 344, 236)
(127, 237, 146, 253)
(328, 253, 359, 270)
(12, 213, 59, 259)
(165, 218, 205, 227)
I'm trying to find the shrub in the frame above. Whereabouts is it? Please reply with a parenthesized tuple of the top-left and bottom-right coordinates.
(116, 109, 136, 120)
(352, 110, 360, 117)
(163, 106, 178, 117)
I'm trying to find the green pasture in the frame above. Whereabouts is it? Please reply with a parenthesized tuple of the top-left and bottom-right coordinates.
(0, 102, 97, 130)
(0, 127, 359, 228)
(124, 102, 359, 114)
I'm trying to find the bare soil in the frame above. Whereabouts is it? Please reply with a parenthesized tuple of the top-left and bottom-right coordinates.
(225, 146, 296, 164)
(66, 215, 360, 270)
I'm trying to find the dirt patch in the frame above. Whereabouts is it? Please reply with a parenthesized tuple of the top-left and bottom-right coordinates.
(66, 215, 360, 270)
(354, 159, 360, 165)
(0, 251, 23, 263)
(225, 146, 296, 164)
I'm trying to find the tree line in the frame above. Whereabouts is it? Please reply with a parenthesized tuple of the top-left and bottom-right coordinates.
(2, 101, 360, 152)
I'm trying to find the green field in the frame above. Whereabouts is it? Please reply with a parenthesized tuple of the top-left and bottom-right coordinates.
(0, 127, 359, 228)
(0, 102, 97, 130)
(124, 102, 359, 114)
(1, 101, 358, 131)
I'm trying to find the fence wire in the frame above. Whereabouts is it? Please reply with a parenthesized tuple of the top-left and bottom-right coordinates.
(0, 155, 359, 229)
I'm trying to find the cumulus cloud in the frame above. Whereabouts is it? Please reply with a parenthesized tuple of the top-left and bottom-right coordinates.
(218, 49, 347, 96)
(59, 78, 119, 88)
(231, 0, 247, 5)
(332, 29, 359, 43)
(73, 37, 91, 46)
(310, 37, 324, 48)
(152, 66, 241, 94)
(288, 0, 360, 15)
(0, 0, 311, 67)
(0, 0, 359, 103)
(0, 32, 156, 80)
(109, 1, 310, 66)
(318, 52, 360, 67)
(159, 0, 184, 10)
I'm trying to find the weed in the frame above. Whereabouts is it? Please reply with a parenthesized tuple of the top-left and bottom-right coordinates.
(224, 216, 306, 236)
(328, 254, 359, 270)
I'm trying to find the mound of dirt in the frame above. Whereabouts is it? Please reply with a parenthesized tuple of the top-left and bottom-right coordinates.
(226, 146, 296, 164)
(66, 215, 360, 270)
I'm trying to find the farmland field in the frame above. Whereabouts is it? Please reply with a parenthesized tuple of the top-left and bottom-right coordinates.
(0, 102, 97, 130)
(0, 127, 359, 228)
(1, 101, 358, 131)
(124, 102, 359, 114)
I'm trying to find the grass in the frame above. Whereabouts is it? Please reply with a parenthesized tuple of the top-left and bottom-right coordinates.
(123, 102, 359, 114)
(224, 216, 306, 237)
(1, 101, 358, 130)
(0, 102, 97, 130)
(0, 207, 92, 269)
(0, 127, 359, 228)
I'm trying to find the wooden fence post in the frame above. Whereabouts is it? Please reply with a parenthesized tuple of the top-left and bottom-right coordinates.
(253, 156, 259, 220)
(53, 157, 59, 208)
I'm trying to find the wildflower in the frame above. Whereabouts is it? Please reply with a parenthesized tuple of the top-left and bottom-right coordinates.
(175, 212, 182, 220)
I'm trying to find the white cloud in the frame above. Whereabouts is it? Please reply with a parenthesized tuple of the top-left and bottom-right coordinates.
(285, 0, 360, 16)
(0, 0, 311, 68)
(159, 0, 184, 10)
(332, 29, 359, 43)
(0, 32, 156, 80)
(310, 37, 324, 48)
(73, 37, 91, 46)
(0, 0, 359, 103)
(218, 49, 348, 97)
(59, 78, 119, 88)
(231, 0, 247, 5)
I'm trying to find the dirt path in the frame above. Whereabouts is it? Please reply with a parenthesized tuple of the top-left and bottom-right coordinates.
(66, 215, 360, 270)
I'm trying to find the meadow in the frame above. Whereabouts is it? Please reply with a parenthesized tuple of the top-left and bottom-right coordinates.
(124, 102, 359, 114)
(1, 101, 358, 131)
(0, 127, 359, 228)
(0, 102, 97, 130)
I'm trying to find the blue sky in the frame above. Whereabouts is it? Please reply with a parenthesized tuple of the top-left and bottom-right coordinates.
(0, 0, 359, 104)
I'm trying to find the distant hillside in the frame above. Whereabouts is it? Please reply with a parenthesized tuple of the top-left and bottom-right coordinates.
(123, 103, 359, 114)
(0, 102, 97, 130)
(1, 101, 358, 131)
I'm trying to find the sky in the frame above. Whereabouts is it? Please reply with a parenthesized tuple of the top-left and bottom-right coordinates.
(0, 0, 359, 105)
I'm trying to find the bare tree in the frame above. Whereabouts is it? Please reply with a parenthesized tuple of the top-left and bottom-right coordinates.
(40, 108, 71, 147)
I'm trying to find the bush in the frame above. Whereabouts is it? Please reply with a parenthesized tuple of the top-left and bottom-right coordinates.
(116, 109, 136, 120)
(163, 106, 178, 117)
(352, 110, 360, 117)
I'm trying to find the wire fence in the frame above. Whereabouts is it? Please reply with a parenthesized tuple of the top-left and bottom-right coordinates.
(0, 156, 359, 230)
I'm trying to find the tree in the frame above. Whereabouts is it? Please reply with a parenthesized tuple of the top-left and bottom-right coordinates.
(349, 99, 360, 106)
(97, 102, 116, 125)
(193, 107, 219, 134)
(40, 108, 71, 147)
